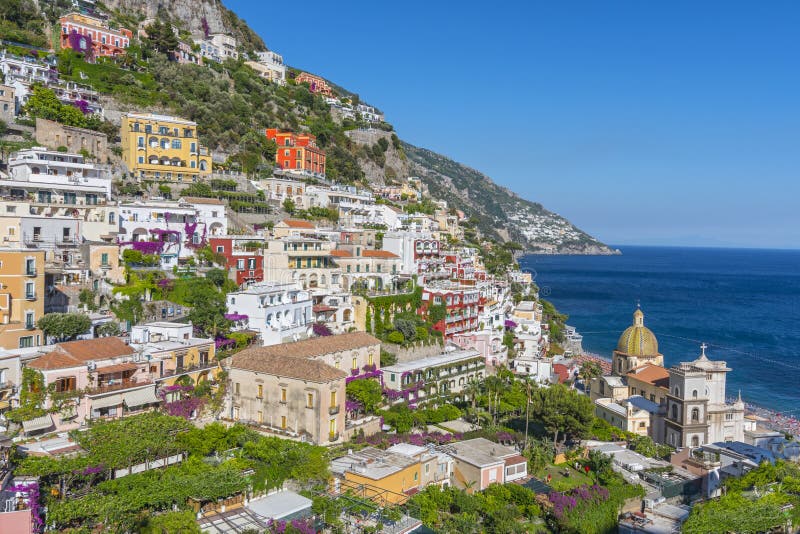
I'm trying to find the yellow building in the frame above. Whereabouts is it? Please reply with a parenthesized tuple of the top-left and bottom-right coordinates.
(120, 112, 212, 183)
(331, 447, 422, 505)
(0, 249, 45, 349)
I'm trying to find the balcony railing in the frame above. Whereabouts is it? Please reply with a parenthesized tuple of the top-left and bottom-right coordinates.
(160, 361, 216, 378)
(25, 322, 35, 330)
(87, 379, 152, 395)
(329, 405, 340, 416)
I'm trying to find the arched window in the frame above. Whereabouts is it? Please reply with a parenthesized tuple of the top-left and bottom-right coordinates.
(149, 136, 158, 147)
(692, 390, 698, 399)
(671, 404, 678, 420)
(691, 436, 700, 447)
(691, 408, 700, 422)
(160, 138, 169, 149)
(199, 160, 208, 171)
(674, 387, 680, 397)
(351, 357, 357, 370)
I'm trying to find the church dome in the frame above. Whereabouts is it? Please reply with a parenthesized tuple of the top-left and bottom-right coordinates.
(616, 308, 659, 356)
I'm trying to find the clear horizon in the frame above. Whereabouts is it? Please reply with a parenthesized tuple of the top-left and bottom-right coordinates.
(228, 0, 800, 249)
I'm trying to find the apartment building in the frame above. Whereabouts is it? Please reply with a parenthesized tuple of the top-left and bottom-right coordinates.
(381, 348, 484, 404)
(118, 198, 227, 268)
(263, 236, 342, 292)
(226, 282, 312, 346)
(226, 348, 347, 445)
(421, 283, 481, 338)
(294, 72, 334, 97)
(129, 322, 219, 388)
(440, 438, 527, 493)
(26, 337, 158, 433)
(209, 235, 266, 286)
(120, 113, 212, 182)
(209, 34, 238, 60)
(0, 84, 14, 121)
(331, 248, 401, 293)
(59, 13, 132, 58)
(382, 233, 448, 282)
(247, 50, 286, 84)
(265, 129, 326, 176)
(0, 250, 45, 350)
(330, 447, 423, 505)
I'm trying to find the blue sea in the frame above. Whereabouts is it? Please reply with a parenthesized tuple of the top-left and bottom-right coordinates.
(520, 246, 800, 414)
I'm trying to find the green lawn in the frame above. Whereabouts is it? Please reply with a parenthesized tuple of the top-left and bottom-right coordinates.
(537, 464, 594, 491)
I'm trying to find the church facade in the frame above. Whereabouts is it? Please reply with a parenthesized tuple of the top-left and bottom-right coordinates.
(592, 307, 746, 448)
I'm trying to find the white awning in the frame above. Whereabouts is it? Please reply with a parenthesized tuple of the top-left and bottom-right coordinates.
(22, 414, 54, 434)
(123, 386, 160, 408)
(91, 393, 124, 409)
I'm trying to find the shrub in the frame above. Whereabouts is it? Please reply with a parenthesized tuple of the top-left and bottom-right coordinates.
(386, 331, 404, 344)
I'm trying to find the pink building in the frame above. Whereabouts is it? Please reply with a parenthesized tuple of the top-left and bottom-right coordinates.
(26, 337, 159, 433)
(451, 330, 508, 367)
(446, 437, 527, 492)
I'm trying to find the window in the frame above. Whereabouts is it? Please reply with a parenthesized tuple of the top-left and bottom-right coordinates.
(691, 408, 700, 422)
(307, 393, 314, 408)
(352, 357, 358, 370)
(108, 212, 115, 225)
(19, 336, 33, 348)
(248, 258, 256, 269)
(25, 282, 34, 299)
(257, 410, 263, 423)
(54, 376, 76, 392)
(138, 156, 144, 164)
(257, 384, 263, 399)
(330, 391, 336, 406)
(137, 136, 144, 148)
(190, 142, 197, 153)
(414, 472, 418, 481)
(25, 311, 34, 329)
(281, 416, 287, 429)
(281, 388, 287, 403)
(692, 389, 698, 399)
(216, 246, 224, 253)
(64, 192, 76, 205)
(101, 253, 109, 267)
(691, 436, 700, 447)
(235, 383, 240, 395)
(237, 259, 245, 270)
(172, 139, 182, 149)
(368, 353, 374, 365)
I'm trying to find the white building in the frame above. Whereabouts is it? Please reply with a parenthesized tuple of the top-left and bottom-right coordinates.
(118, 198, 227, 268)
(664, 345, 746, 448)
(382, 232, 447, 280)
(252, 50, 286, 84)
(8, 147, 112, 198)
(226, 282, 313, 346)
(355, 103, 385, 123)
(381, 347, 484, 405)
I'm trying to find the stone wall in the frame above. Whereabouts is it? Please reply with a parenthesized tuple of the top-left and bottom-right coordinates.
(35, 118, 109, 161)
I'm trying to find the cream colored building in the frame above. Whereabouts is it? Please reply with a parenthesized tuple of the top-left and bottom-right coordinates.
(0, 249, 45, 349)
(263, 236, 342, 291)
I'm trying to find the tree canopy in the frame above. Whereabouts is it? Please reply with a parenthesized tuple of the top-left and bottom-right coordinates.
(37, 312, 92, 342)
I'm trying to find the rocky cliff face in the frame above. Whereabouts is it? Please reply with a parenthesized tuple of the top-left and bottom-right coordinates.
(102, 0, 266, 50)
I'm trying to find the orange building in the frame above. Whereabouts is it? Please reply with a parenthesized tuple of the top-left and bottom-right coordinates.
(294, 72, 334, 97)
(265, 129, 326, 176)
(59, 13, 132, 58)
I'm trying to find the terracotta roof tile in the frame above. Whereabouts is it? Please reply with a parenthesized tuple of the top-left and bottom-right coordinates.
(29, 337, 134, 371)
(362, 250, 399, 258)
(234, 332, 381, 361)
(553, 363, 570, 383)
(230, 353, 347, 383)
(280, 219, 316, 229)
(627, 363, 670, 388)
(330, 249, 352, 257)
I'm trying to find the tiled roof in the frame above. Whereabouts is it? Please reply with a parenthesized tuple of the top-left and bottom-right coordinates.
(362, 250, 399, 258)
(330, 249, 352, 257)
(233, 332, 380, 361)
(280, 219, 315, 229)
(181, 197, 225, 205)
(627, 363, 670, 388)
(230, 353, 346, 383)
(29, 337, 134, 371)
(553, 363, 570, 383)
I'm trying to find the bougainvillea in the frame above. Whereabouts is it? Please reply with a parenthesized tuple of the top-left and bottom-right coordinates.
(8, 482, 42, 530)
(266, 518, 315, 534)
(312, 323, 332, 336)
(355, 431, 464, 448)
(68, 31, 93, 62)
(72, 99, 91, 115)
(224, 313, 249, 322)
(346, 369, 382, 384)
(163, 397, 204, 419)
(131, 240, 165, 255)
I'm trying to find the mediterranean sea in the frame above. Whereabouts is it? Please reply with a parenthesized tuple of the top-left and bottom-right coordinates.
(520, 246, 800, 414)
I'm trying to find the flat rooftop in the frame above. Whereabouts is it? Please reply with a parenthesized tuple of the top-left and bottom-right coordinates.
(382, 349, 482, 373)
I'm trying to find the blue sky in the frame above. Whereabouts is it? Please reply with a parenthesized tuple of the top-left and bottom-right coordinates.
(227, 0, 800, 249)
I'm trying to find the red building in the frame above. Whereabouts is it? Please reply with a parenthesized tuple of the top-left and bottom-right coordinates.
(59, 13, 132, 58)
(294, 72, 334, 97)
(265, 128, 326, 176)
(421, 285, 481, 338)
(209, 236, 265, 286)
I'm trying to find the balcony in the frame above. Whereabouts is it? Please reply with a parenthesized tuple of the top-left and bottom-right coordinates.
(160, 361, 216, 378)
(88, 379, 152, 396)
(328, 405, 340, 416)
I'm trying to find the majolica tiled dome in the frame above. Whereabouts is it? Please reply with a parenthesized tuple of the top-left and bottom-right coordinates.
(616, 308, 659, 356)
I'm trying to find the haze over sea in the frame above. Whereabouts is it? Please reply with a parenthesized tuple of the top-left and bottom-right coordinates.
(521, 246, 800, 414)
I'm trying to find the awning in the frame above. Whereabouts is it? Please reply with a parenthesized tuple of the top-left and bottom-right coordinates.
(91, 393, 124, 409)
(22, 414, 54, 434)
(123, 386, 160, 408)
(96, 362, 139, 375)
